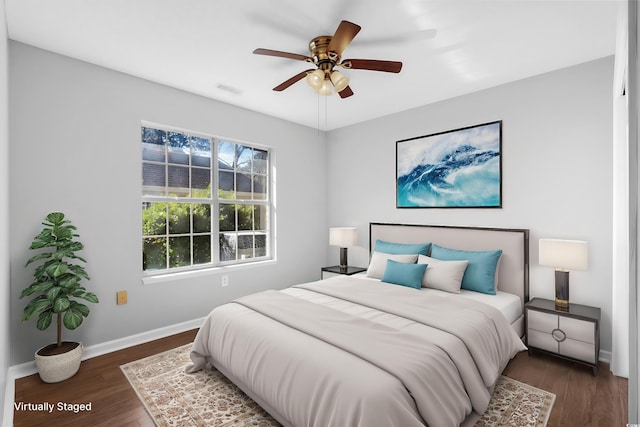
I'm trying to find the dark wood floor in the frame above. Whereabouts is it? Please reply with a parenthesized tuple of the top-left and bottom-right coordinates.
(13, 330, 628, 427)
(503, 350, 628, 426)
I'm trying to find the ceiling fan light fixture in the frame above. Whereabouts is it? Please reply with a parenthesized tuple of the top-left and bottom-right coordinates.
(330, 70, 349, 92)
(306, 69, 325, 90)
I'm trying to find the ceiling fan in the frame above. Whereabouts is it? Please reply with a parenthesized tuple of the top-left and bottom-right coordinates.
(253, 20, 403, 98)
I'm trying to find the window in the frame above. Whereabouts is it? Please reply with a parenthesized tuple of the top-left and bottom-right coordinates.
(141, 124, 271, 274)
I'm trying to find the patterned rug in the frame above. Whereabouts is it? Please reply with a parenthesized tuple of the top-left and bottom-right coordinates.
(121, 343, 555, 427)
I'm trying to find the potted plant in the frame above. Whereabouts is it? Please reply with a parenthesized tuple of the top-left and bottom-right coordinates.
(20, 212, 99, 383)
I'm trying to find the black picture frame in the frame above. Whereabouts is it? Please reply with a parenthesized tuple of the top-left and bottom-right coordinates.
(396, 121, 502, 208)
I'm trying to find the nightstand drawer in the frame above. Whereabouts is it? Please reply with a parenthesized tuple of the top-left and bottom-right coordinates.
(527, 310, 557, 333)
(560, 338, 596, 364)
(559, 316, 595, 344)
(527, 329, 558, 353)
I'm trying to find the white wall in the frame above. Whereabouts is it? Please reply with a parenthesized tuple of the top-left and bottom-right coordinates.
(8, 42, 328, 365)
(0, 0, 10, 422)
(326, 57, 615, 354)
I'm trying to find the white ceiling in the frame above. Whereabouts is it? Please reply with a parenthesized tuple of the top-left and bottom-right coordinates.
(5, 0, 621, 130)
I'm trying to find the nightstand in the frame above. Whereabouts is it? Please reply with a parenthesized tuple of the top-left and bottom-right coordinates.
(525, 297, 600, 375)
(321, 266, 367, 280)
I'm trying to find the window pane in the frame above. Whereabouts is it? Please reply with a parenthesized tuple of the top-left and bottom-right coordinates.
(238, 234, 254, 259)
(193, 235, 212, 264)
(169, 236, 191, 267)
(193, 203, 211, 233)
(253, 149, 268, 174)
(142, 163, 166, 196)
(142, 202, 166, 236)
(237, 145, 252, 172)
(219, 204, 236, 232)
(168, 203, 190, 234)
(142, 142, 165, 162)
(218, 171, 234, 199)
(143, 237, 166, 271)
(168, 132, 190, 165)
(192, 168, 211, 198)
(142, 127, 166, 145)
(219, 233, 236, 262)
(255, 233, 267, 257)
(253, 175, 267, 200)
(192, 137, 211, 167)
(238, 205, 253, 231)
(218, 141, 235, 169)
(255, 205, 267, 230)
(167, 165, 190, 197)
(237, 173, 251, 197)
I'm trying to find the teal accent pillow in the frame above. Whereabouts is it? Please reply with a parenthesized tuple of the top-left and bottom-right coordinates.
(430, 244, 502, 295)
(381, 260, 428, 290)
(375, 239, 431, 256)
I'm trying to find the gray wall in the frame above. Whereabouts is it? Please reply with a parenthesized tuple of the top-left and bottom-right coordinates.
(326, 57, 615, 353)
(1, 0, 10, 422)
(9, 42, 328, 365)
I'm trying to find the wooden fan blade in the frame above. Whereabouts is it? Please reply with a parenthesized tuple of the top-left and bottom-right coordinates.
(273, 69, 315, 91)
(327, 20, 361, 56)
(341, 59, 402, 73)
(338, 85, 354, 98)
(253, 48, 313, 62)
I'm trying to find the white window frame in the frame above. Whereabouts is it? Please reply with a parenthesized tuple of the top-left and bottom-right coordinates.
(141, 122, 273, 278)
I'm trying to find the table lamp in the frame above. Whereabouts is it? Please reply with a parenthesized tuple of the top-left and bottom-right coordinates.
(539, 238, 588, 308)
(329, 227, 357, 271)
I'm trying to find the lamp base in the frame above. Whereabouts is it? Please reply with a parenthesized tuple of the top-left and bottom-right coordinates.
(339, 247, 348, 271)
(555, 270, 570, 309)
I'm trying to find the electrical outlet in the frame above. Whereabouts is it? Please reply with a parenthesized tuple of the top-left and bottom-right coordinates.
(117, 290, 128, 305)
(221, 275, 229, 287)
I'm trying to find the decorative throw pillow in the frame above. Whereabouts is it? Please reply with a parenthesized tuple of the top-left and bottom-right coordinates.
(374, 239, 431, 256)
(417, 255, 469, 293)
(381, 259, 427, 290)
(430, 244, 502, 295)
(366, 252, 418, 279)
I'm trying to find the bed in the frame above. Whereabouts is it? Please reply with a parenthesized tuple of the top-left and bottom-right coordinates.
(187, 223, 530, 427)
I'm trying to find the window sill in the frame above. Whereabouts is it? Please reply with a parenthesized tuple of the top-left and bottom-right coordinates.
(142, 259, 277, 286)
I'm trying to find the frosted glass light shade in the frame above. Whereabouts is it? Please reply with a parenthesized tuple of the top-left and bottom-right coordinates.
(539, 239, 588, 271)
(329, 227, 357, 247)
(330, 70, 349, 92)
(305, 69, 324, 90)
(318, 79, 332, 96)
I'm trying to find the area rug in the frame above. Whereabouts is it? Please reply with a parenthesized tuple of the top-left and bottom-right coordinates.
(121, 343, 555, 427)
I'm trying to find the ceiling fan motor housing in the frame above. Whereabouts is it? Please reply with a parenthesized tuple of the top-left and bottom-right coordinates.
(309, 36, 338, 74)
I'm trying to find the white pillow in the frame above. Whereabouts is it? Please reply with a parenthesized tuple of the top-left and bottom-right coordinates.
(417, 255, 469, 293)
(367, 252, 418, 279)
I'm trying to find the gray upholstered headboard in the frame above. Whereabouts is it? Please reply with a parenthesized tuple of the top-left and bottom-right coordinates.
(369, 223, 530, 307)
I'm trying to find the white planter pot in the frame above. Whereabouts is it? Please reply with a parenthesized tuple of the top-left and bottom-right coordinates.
(34, 342, 83, 383)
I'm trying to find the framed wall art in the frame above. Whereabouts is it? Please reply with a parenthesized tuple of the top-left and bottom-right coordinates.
(396, 121, 502, 208)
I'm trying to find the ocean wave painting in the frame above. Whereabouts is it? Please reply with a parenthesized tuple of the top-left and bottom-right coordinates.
(396, 121, 502, 208)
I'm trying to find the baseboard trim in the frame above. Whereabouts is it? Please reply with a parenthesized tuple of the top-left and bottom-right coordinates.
(4, 317, 204, 427)
(599, 349, 612, 365)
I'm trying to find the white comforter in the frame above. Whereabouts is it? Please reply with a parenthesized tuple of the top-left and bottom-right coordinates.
(187, 276, 526, 427)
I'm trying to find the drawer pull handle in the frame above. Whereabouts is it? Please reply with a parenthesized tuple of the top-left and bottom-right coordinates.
(552, 328, 567, 342)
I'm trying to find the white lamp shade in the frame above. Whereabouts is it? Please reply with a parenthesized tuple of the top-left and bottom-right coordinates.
(539, 239, 588, 271)
(329, 227, 357, 247)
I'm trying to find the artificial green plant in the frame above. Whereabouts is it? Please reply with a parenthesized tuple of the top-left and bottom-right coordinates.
(20, 212, 99, 348)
